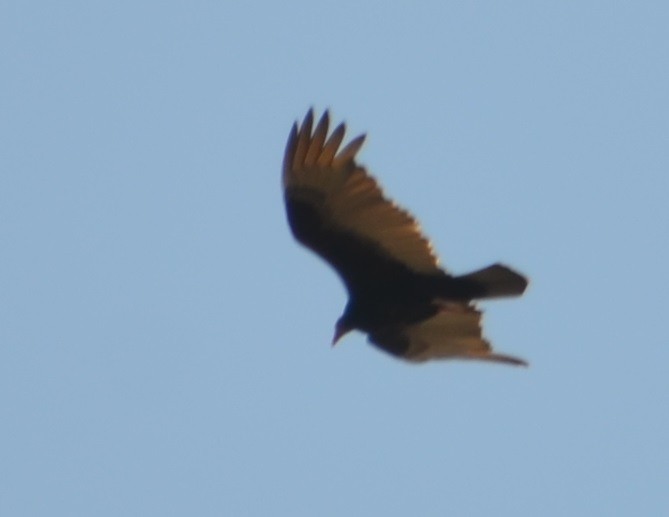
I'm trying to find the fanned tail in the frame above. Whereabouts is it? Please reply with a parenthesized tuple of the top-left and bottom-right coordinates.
(439, 263, 528, 300)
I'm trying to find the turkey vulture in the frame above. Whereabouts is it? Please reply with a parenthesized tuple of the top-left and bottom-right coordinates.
(283, 109, 528, 365)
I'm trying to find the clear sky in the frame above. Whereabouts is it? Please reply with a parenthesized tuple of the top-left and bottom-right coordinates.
(2, 2, 668, 516)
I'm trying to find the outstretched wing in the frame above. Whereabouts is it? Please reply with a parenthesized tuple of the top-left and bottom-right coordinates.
(283, 109, 442, 291)
(369, 302, 527, 366)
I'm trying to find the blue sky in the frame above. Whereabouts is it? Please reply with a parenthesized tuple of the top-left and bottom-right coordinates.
(2, 2, 668, 515)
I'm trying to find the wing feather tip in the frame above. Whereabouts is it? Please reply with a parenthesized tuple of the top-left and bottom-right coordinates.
(334, 133, 367, 166)
(303, 108, 314, 127)
(282, 123, 299, 183)
(477, 352, 528, 367)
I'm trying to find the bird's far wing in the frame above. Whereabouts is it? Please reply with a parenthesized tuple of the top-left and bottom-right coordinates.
(369, 302, 527, 366)
(283, 109, 442, 280)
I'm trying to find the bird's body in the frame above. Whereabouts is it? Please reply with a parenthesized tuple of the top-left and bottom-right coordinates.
(283, 109, 528, 365)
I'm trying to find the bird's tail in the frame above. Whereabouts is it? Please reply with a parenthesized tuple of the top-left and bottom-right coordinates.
(439, 264, 528, 300)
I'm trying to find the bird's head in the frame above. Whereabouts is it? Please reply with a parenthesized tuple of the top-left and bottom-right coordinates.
(332, 316, 354, 346)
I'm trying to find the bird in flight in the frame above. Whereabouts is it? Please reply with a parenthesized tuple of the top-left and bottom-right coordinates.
(283, 109, 528, 365)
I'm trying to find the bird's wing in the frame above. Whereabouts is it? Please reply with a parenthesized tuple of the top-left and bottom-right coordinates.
(369, 302, 527, 365)
(283, 109, 442, 288)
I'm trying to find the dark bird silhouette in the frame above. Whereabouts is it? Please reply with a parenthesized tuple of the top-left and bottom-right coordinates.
(283, 109, 528, 365)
